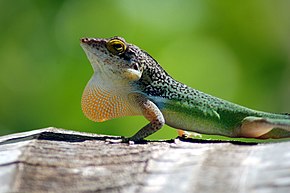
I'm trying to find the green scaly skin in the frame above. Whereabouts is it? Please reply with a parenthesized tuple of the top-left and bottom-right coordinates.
(80, 36, 290, 142)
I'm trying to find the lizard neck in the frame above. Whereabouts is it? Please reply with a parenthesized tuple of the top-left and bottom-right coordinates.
(137, 62, 190, 100)
(137, 62, 225, 109)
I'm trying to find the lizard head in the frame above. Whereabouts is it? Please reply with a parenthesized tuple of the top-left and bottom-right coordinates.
(80, 37, 146, 81)
(80, 36, 170, 122)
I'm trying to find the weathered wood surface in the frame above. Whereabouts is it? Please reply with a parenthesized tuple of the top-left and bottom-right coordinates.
(0, 127, 290, 193)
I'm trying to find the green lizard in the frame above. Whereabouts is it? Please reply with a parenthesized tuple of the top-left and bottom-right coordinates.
(80, 36, 290, 142)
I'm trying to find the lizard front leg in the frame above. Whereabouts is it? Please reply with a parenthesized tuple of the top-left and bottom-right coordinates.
(126, 93, 165, 142)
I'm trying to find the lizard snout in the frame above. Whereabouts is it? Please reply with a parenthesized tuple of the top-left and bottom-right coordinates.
(80, 37, 99, 45)
(80, 37, 90, 43)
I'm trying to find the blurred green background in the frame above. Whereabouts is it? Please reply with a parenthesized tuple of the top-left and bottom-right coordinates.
(0, 0, 289, 140)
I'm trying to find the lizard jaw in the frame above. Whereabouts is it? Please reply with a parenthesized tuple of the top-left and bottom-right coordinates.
(80, 40, 103, 72)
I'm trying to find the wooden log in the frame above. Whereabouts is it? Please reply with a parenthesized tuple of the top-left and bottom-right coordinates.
(0, 127, 290, 193)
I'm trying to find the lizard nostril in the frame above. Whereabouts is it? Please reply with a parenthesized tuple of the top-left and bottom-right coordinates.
(81, 38, 89, 43)
(81, 38, 90, 43)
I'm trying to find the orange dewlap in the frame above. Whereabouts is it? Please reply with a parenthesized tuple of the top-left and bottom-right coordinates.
(81, 86, 139, 122)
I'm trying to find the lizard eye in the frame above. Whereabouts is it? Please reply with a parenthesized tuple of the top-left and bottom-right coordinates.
(106, 39, 126, 55)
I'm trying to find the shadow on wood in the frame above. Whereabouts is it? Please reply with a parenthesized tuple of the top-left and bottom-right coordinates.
(0, 127, 290, 193)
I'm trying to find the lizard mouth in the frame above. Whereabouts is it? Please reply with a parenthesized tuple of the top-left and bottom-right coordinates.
(80, 38, 104, 72)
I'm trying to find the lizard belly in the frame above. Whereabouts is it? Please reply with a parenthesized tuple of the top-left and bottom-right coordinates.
(162, 109, 219, 133)
(162, 109, 236, 136)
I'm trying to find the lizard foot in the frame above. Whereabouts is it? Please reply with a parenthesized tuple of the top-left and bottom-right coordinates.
(178, 130, 202, 139)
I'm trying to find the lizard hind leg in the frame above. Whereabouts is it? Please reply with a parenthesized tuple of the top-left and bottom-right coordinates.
(239, 116, 290, 139)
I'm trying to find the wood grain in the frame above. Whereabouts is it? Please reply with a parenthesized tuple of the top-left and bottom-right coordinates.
(0, 127, 290, 193)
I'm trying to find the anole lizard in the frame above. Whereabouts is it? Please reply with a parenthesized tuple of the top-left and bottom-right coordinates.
(80, 36, 290, 142)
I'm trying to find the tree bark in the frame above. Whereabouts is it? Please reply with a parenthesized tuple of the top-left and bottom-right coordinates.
(0, 127, 290, 193)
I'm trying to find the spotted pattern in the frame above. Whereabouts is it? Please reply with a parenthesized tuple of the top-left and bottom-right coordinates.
(135, 52, 229, 113)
